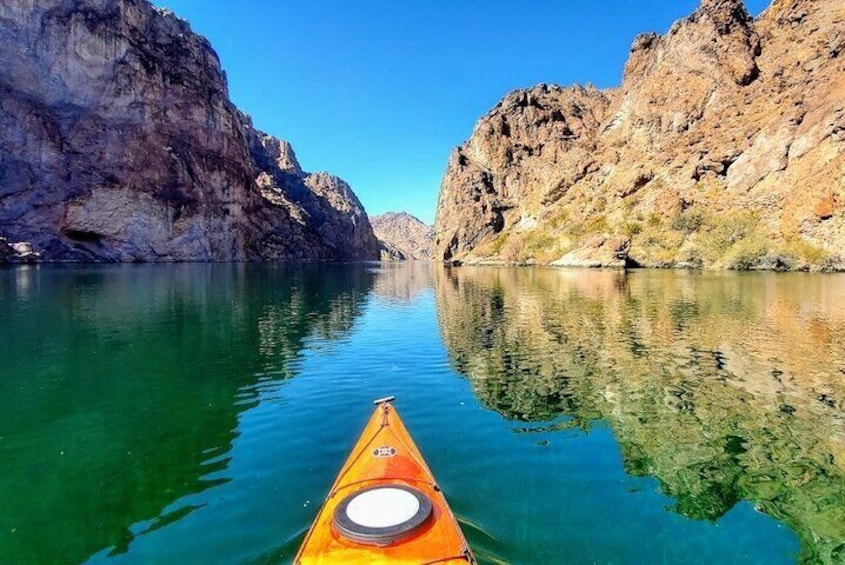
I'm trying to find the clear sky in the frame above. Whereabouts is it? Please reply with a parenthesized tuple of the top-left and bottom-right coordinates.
(156, 0, 770, 225)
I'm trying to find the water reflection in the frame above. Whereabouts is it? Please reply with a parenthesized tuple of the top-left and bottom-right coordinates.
(0, 264, 375, 564)
(435, 267, 845, 563)
(371, 261, 436, 303)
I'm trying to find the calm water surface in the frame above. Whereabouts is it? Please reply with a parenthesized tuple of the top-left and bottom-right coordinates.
(1, 264, 844, 564)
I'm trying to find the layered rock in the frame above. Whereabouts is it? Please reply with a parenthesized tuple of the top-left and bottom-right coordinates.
(0, 0, 378, 262)
(435, 0, 845, 270)
(371, 212, 435, 260)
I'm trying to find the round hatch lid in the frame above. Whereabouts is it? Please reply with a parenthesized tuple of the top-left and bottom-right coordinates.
(333, 485, 433, 545)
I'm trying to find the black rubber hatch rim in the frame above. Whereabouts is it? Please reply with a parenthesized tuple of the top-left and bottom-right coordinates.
(333, 484, 433, 546)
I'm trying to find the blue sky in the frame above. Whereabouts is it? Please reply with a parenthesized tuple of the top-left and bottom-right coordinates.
(156, 0, 770, 224)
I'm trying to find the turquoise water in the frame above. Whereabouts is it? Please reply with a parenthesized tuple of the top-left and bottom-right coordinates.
(1, 263, 844, 564)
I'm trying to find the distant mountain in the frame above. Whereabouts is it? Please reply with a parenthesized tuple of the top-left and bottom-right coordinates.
(435, 0, 845, 271)
(0, 0, 378, 262)
(371, 212, 435, 261)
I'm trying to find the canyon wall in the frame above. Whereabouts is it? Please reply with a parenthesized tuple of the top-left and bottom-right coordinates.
(435, 0, 845, 270)
(0, 0, 378, 262)
(371, 212, 435, 260)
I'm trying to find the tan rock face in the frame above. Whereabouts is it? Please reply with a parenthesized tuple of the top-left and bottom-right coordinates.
(435, 85, 612, 262)
(371, 212, 435, 260)
(435, 0, 845, 270)
(550, 234, 631, 268)
(0, 0, 378, 262)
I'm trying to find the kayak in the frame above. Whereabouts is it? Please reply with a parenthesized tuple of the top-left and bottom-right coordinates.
(295, 397, 476, 564)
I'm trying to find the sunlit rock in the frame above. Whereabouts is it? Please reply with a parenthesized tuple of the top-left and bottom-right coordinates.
(435, 0, 845, 270)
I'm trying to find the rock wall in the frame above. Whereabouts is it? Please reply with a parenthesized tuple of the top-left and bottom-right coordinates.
(245, 120, 379, 261)
(0, 0, 378, 262)
(371, 212, 435, 260)
(435, 0, 845, 270)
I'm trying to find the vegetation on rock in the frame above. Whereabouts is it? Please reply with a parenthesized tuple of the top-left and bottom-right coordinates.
(435, 0, 845, 271)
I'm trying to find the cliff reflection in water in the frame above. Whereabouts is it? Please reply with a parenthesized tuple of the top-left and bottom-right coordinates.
(0, 265, 375, 564)
(435, 267, 845, 564)
(371, 261, 436, 303)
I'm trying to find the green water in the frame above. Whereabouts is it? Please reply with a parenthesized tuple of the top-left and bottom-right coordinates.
(1, 264, 843, 564)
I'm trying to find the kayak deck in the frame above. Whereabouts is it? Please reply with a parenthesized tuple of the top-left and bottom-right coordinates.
(295, 399, 474, 564)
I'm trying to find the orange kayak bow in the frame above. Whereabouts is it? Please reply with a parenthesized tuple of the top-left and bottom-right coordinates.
(295, 397, 475, 564)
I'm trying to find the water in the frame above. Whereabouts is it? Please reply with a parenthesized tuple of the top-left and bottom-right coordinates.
(1, 264, 843, 564)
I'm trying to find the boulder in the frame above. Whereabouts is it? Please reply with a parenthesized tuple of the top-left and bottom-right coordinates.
(551, 235, 631, 268)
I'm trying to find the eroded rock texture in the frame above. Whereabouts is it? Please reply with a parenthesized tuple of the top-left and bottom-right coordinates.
(371, 212, 435, 261)
(435, 0, 845, 270)
(0, 0, 378, 262)
(246, 120, 379, 261)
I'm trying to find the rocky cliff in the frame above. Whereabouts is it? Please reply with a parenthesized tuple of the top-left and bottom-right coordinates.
(0, 0, 378, 262)
(435, 0, 845, 270)
(246, 121, 379, 261)
(371, 212, 435, 260)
